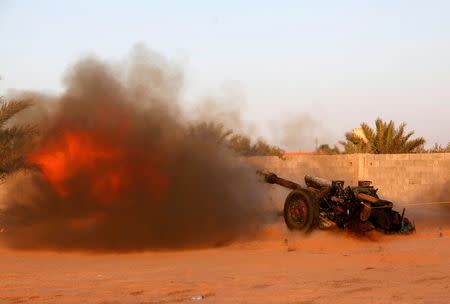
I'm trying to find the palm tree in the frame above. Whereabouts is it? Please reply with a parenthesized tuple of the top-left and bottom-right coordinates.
(189, 121, 284, 157)
(315, 144, 341, 155)
(0, 97, 36, 181)
(341, 118, 425, 154)
(188, 122, 233, 144)
(228, 135, 284, 157)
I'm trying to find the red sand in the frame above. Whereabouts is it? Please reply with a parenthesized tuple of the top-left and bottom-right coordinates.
(1, 223, 449, 304)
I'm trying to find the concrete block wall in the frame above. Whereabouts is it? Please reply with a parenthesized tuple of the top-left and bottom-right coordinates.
(248, 153, 450, 204)
(362, 153, 450, 203)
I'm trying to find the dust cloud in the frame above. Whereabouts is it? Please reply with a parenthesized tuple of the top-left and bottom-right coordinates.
(0, 46, 272, 251)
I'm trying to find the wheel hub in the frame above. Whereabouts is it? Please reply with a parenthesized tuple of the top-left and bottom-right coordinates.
(289, 200, 307, 223)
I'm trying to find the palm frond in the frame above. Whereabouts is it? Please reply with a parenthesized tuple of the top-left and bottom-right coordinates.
(384, 121, 394, 152)
(0, 98, 37, 181)
(0, 99, 33, 128)
(392, 122, 406, 151)
(402, 137, 426, 153)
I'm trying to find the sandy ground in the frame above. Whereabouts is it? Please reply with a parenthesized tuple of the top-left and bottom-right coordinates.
(0, 221, 449, 304)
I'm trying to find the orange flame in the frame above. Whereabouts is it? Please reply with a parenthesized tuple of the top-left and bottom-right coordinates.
(29, 130, 169, 203)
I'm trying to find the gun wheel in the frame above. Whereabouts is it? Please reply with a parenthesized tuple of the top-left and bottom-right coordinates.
(284, 189, 318, 232)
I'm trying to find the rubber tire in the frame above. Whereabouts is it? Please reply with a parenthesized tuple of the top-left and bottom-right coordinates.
(283, 189, 319, 232)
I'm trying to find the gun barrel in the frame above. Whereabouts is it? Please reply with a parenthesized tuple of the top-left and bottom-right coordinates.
(304, 175, 332, 190)
(256, 170, 301, 190)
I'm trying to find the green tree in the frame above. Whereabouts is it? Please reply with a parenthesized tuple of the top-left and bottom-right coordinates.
(228, 134, 284, 157)
(0, 98, 36, 181)
(315, 144, 341, 155)
(189, 122, 284, 157)
(188, 121, 233, 145)
(427, 142, 450, 153)
(341, 118, 425, 154)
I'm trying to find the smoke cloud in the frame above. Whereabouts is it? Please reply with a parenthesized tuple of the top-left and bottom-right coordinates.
(268, 113, 332, 152)
(1, 46, 271, 251)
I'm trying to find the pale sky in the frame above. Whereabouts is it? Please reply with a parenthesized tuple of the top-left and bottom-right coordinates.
(1, 1, 449, 150)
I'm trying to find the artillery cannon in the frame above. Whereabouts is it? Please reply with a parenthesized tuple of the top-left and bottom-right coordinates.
(257, 170, 415, 234)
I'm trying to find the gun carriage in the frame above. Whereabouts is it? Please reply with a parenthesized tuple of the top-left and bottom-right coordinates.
(257, 170, 415, 234)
